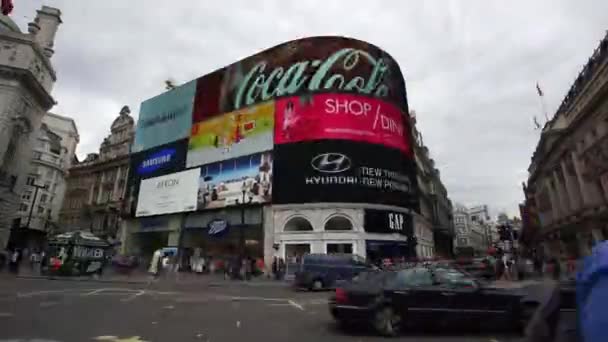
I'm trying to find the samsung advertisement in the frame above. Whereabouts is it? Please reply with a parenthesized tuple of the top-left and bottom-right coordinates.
(272, 140, 417, 208)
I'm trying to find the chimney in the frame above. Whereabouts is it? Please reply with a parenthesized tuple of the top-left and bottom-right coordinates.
(30, 6, 62, 58)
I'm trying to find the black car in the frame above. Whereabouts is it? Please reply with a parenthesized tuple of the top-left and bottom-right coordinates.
(329, 266, 534, 336)
(294, 254, 373, 290)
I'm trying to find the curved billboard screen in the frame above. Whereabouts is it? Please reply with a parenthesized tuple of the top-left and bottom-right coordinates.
(130, 36, 417, 214)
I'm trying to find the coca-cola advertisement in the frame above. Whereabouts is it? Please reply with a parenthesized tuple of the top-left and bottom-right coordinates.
(191, 36, 409, 122)
(274, 94, 412, 156)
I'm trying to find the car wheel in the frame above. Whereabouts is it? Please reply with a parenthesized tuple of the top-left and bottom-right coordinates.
(311, 279, 323, 291)
(373, 306, 401, 337)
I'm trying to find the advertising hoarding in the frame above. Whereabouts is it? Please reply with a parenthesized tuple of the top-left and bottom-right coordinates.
(191, 37, 408, 121)
(272, 140, 417, 208)
(274, 94, 411, 155)
(133, 80, 197, 153)
(136, 169, 200, 217)
(129, 139, 188, 181)
(364, 209, 413, 236)
(198, 151, 272, 210)
(187, 101, 274, 167)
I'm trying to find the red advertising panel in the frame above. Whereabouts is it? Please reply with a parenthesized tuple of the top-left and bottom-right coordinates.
(274, 94, 412, 156)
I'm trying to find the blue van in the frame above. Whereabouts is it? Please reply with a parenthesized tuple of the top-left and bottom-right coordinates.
(294, 254, 373, 290)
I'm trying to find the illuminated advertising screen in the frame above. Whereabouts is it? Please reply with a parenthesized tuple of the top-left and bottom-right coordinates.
(197, 151, 272, 210)
(274, 94, 411, 156)
(132, 80, 197, 153)
(272, 140, 417, 208)
(187, 101, 274, 167)
(136, 169, 200, 217)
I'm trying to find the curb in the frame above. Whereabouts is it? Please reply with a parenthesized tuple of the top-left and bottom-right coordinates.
(16, 275, 149, 285)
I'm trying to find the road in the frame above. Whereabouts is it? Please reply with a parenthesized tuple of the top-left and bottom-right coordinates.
(0, 276, 523, 342)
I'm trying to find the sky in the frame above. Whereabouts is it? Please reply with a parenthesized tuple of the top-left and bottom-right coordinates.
(12, 0, 608, 218)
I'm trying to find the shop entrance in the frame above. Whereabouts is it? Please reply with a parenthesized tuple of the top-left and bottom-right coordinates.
(366, 240, 410, 265)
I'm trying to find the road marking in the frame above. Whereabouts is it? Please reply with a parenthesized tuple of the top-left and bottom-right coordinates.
(121, 290, 145, 302)
(0, 312, 14, 317)
(228, 295, 286, 302)
(82, 289, 105, 296)
(163, 305, 175, 309)
(18, 288, 94, 298)
(288, 300, 305, 311)
(39, 301, 58, 308)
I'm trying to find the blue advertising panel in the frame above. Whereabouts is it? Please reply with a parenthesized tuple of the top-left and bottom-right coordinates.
(132, 80, 197, 153)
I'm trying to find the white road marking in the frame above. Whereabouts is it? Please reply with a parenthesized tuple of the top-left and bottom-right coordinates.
(39, 301, 58, 308)
(288, 300, 305, 311)
(18, 288, 94, 298)
(268, 303, 291, 306)
(0, 312, 14, 317)
(228, 295, 286, 302)
(236, 320, 241, 328)
(120, 290, 145, 302)
(163, 305, 175, 309)
(82, 289, 105, 296)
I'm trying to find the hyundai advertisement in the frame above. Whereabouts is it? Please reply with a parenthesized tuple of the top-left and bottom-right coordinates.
(272, 140, 417, 208)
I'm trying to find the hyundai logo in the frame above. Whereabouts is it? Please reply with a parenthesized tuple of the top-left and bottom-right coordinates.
(311, 153, 352, 173)
(137, 148, 176, 175)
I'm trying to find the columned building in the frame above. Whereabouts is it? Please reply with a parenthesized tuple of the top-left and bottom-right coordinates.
(410, 111, 455, 258)
(523, 31, 608, 262)
(58, 106, 134, 238)
(14, 113, 78, 247)
(0, 7, 62, 249)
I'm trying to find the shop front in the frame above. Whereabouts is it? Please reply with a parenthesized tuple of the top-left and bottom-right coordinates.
(363, 208, 415, 263)
(182, 206, 265, 271)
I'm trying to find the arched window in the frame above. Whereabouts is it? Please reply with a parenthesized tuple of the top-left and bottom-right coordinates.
(324, 215, 353, 231)
(283, 216, 313, 232)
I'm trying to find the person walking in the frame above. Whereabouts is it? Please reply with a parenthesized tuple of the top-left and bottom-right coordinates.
(8, 248, 21, 274)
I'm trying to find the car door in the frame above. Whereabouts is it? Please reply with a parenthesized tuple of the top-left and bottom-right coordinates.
(434, 268, 500, 328)
(387, 268, 449, 327)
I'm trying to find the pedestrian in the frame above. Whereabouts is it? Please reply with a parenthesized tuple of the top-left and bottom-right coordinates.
(8, 248, 20, 274)
(148, 249, 162, 278)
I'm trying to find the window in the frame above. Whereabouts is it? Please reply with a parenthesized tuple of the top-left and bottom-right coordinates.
(327, 243, 353, 254)
(37, 206, 44, 214)
(45, 169, 53, 179)
(471, 215, 478, 222)
(19, 203, 28, 212)
(434, 268, 477, 288)
(391, 268, 433, 287)
(22, 191, 32, 201)
(33, 151, 42, 160)
(324, 216, 353, 231)
(26, 177, 35, 186)
(40, 194, 48, 203)
(44, 181, 51, 190)
(283, 217, 314, 232)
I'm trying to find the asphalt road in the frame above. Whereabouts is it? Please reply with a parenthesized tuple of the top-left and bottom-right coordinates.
(0, 276, 523, 342)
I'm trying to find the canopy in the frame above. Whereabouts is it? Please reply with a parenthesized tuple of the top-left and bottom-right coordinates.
(49, 230, 110, 248)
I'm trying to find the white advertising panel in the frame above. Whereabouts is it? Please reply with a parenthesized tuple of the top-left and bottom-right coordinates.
(136, 168, 199, 217)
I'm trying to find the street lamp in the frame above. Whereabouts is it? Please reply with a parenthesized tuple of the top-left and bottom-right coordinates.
(235, 182, 253, 256)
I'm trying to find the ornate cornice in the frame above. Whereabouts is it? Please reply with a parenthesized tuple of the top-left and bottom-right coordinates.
(0, 65, 55, 109)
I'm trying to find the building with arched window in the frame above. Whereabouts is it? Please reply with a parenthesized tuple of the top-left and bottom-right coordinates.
(0, 7, 63, 249)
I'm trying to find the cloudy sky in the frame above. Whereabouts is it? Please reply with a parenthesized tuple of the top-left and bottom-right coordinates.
(13, 0, 608, 217)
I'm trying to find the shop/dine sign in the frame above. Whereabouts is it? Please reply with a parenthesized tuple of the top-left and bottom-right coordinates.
(207, 219, 229, 237)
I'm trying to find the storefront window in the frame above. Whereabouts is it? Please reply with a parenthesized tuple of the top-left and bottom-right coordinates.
(327, 243, 353, 254)
(324, 216, 353, 231)
(284, 216, 313, 232)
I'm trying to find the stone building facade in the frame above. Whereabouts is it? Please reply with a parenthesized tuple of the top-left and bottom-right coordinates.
(0, 7, 62, 249)
(523, 31, 608, 262)
(410, 111, 455, 258)
(58, 106, 134, 238)
(15, 113, 78, 236)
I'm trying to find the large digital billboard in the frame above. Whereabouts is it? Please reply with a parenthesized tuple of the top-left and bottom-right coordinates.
(191, 36, 408, 120)
(274, 94, 411, 155)
(272, 140, 417, 208)
(132, 80, 197, 153)
(198, 151, 272, 210)
(187, 101, 274, 167)
(136, 168, 199, 217)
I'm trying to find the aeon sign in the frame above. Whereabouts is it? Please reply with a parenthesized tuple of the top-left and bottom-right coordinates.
(137, 148, 176, 175)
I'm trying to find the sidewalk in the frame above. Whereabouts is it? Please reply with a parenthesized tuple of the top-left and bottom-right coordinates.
(13, 268, 290, 287)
